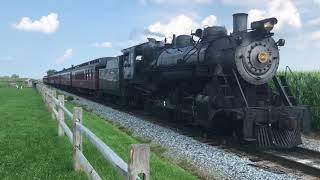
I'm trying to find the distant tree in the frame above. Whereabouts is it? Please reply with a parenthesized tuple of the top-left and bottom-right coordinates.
(11, 74, 19, 78)
(46, 69, 57, 76)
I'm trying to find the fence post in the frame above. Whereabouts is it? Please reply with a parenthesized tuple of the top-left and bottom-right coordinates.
(73, 107, 83, 172)
(47, 89, 50, 108)
(58, 95, 65, 136)
(128, 144, 150, 180)
(52, 89, 56, 99)
(45, 88, 49, 107)
(51, 90, 56, 119)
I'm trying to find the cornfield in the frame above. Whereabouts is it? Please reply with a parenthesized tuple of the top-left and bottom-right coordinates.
(277, 71, 320, 128)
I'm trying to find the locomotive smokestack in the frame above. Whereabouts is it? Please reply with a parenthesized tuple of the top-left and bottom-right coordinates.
(233, 13, 248, 33)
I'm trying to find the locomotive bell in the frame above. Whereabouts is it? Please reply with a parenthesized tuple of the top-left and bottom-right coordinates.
(194, 29, 203, 38)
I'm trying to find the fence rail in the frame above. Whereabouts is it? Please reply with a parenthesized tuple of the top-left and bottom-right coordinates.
(36, 83, 149, 180)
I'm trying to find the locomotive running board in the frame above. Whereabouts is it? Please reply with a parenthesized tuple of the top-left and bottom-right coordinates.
(256, 126, 302, 149)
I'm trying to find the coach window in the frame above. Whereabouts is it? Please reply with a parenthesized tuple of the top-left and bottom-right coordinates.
(136, 55, 142, 62)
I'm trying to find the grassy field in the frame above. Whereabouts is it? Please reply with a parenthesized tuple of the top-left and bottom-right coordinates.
(62, 98, 198, 180)
(280, 71, 320, 128)
(0, 87, 197, 179)
(0, 77, 27, 87)
(0, 87, 87, 179)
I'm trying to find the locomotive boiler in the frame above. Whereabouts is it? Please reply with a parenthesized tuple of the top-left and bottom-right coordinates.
(44, 13, 311, 149)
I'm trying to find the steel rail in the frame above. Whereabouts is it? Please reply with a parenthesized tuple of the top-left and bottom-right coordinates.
(260, 147, 320, 177)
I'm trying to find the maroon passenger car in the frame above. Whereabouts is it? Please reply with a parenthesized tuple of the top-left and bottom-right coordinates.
(71, 58, 108, 91)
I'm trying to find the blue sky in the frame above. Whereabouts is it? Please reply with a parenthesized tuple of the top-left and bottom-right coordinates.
(0, 0, 320, 78)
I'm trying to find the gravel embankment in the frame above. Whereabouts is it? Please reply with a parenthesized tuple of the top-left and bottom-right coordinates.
(301, 136, 320, 152)
(58, 89, 298, 180)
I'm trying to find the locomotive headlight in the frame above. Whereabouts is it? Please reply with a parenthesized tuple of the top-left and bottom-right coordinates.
(251, 17, 278, 32)
(258, 52, 269, 63)
(264, 21, 274, 32)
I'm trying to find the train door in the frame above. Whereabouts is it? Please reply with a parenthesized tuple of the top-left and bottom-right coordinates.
(122, 48, 135, 80)
(134, 53, 144, 80)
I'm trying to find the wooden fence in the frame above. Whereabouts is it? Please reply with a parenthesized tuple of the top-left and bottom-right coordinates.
(36, 83, 150, 180)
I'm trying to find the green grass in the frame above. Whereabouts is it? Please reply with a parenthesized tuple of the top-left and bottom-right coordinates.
(63, 99, 198, 180)
(0, 87, 87, 179)
(0, 87, 198, 179)
(278, 71, 320, 128)
(0, 77, 28, 87)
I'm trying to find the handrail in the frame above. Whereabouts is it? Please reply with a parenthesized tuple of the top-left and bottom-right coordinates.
(284, 65, 299, 101)
(285, 65, 294, 78)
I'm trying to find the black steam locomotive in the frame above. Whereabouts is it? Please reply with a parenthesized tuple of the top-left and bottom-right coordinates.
(44, 13, 311, 148)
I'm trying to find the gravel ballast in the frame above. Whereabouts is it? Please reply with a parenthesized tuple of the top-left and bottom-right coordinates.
(58, 89, 299, 180)
(301, 136, 320, 152)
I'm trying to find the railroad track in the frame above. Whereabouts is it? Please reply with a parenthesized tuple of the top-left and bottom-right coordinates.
(260, 147, 320, 177)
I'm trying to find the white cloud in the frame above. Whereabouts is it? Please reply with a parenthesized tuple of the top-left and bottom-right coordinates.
(145, 14, 218, 38)
(140, 0, 211, 5)
(146, 15, 193, 38)
(224, 0, 301, 30)
(247, 0, 301, 30)
(309, 31, 320, 41)
(92, 42, 113, 48)
(201, 15, 217, 27)
(248, 9, 266, 23)
(13, 13, 59, 34)
(222, 0, 262, 6)
(314, 0, 320, 6)
(307, 17, 320, 26)
(56, 48, 73, 64)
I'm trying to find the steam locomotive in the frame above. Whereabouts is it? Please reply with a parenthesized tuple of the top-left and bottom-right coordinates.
(44, 13, 311, 148)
